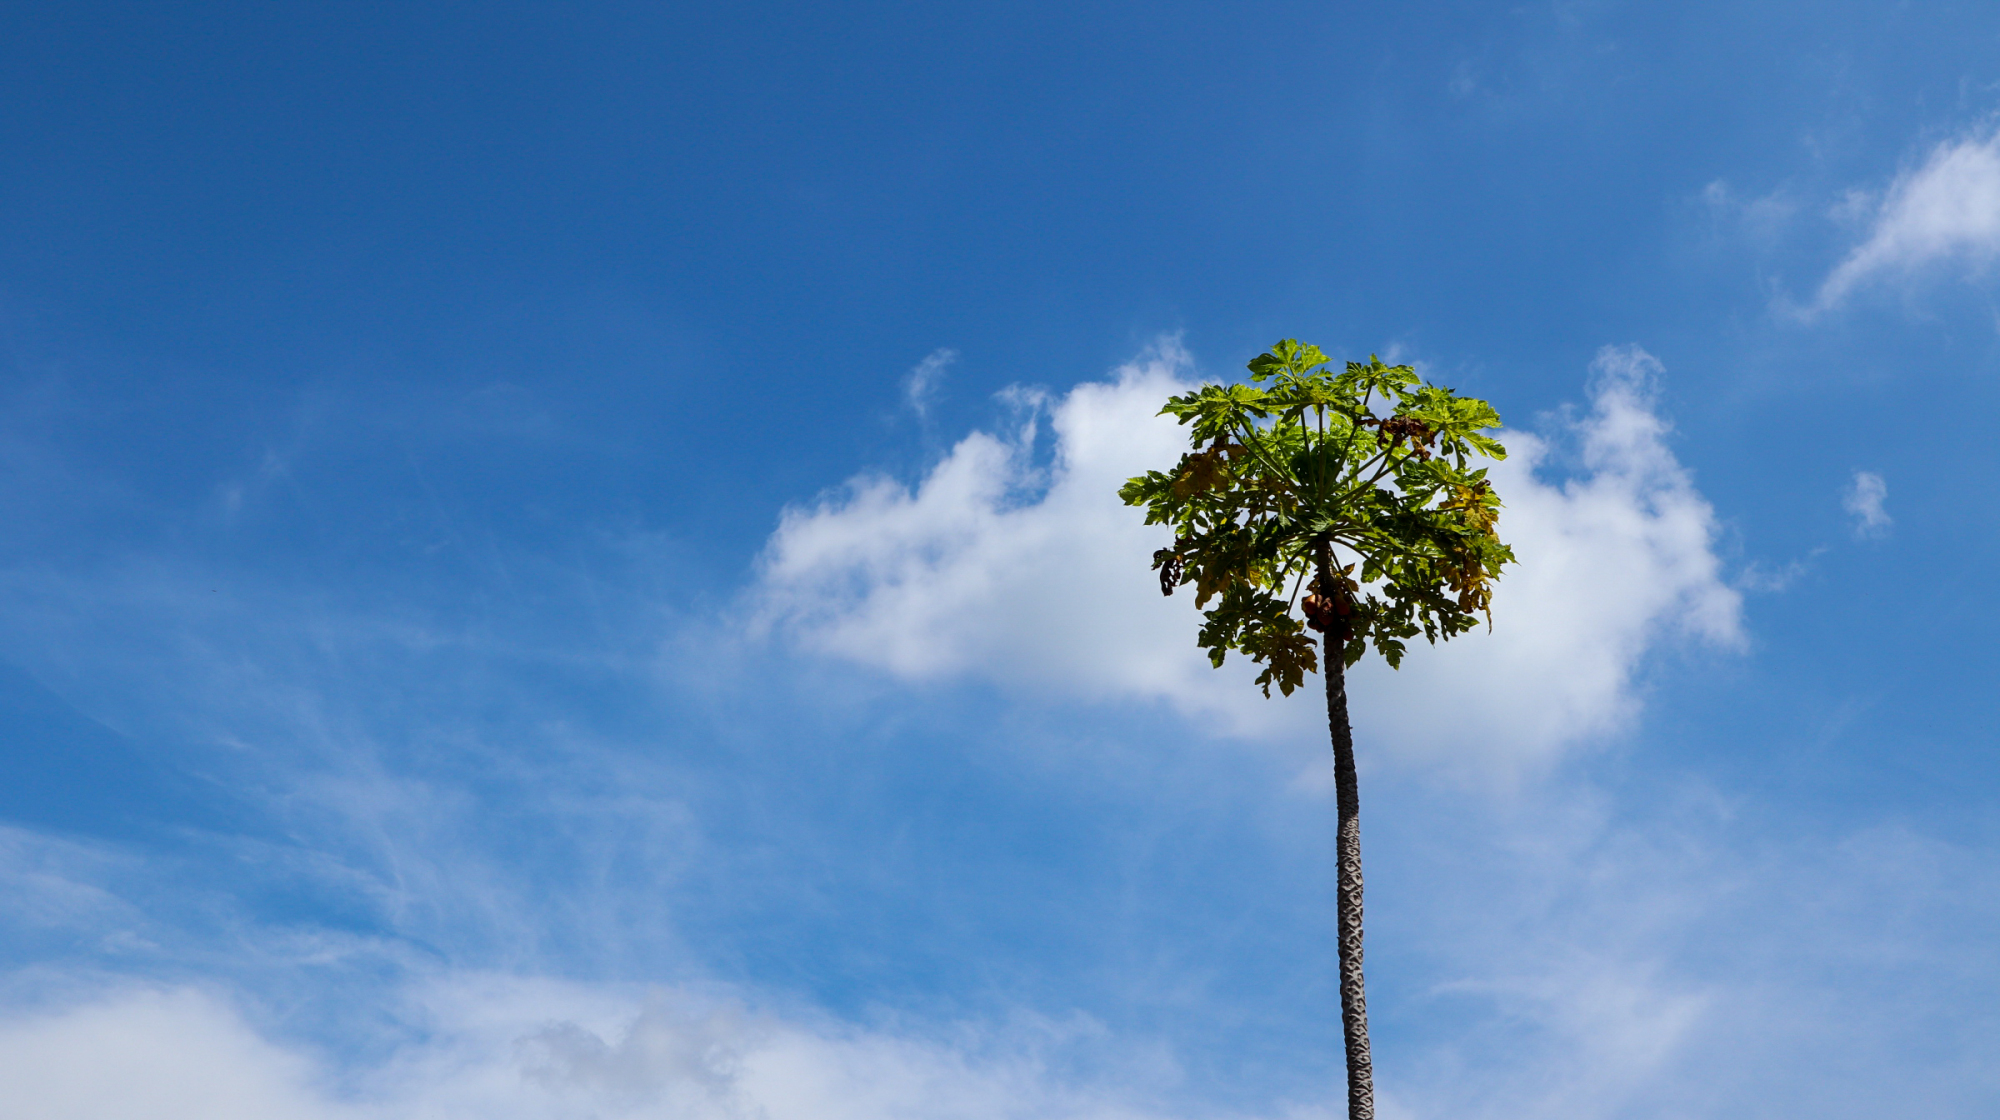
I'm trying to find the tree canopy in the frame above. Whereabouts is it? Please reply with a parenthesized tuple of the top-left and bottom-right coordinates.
(1118, 340, 1516, 697)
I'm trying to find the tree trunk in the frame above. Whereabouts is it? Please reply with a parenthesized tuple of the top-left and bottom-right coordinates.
(1320, 558, 1376, 1118)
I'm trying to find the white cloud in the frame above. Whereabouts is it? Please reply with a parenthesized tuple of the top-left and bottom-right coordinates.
(1843, 470, 1890, 537)
(752, 340, 1201, 705)
(904, 348, 958, 419)
(753, 341, 1740, 774)
(1812, 128, 2000, 312)
(1347, 345, 1741, 774)
(0, 977, 1281, 1120)
(0, 989, 344, 1120)
(12, 791, 1992, 1120)
(8, 803, 1996, 1120)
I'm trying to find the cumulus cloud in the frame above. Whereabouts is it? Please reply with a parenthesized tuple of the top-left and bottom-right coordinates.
(753, 341, 1739, 773)
(1812, 128, 2000, 312)
(1843, 470, 1890, 537)
(753, 341, 1200, 704)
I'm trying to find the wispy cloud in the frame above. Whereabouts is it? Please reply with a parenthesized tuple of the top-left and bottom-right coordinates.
(1809, 127, 2000, 314)
(1843, 470, 1891, 537)
(0, 977, 1258, 1120)
(10, 791, 1997, 1120)
(903, 348, 957, 421)
(1701, 179, 1797, 247)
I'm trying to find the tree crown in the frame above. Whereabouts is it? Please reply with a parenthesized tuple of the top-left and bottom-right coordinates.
(1118, 340, 1515, 697)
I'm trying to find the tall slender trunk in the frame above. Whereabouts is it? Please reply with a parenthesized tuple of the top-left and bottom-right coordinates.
(1319, 552, 1375, 1119)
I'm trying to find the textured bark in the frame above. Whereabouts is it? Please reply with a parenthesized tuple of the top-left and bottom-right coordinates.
(1319, 554, 1375, 1119)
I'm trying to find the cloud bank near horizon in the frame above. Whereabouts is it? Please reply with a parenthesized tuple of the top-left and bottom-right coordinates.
(7, 805, 1995, 1120)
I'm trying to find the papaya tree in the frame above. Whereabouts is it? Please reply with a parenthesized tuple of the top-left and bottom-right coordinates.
(1118, 340, 1512, 1118)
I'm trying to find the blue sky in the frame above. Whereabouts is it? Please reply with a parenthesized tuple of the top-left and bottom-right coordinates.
(2, 2, 1998, 1116)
